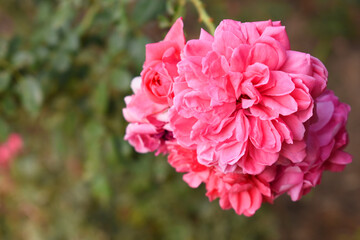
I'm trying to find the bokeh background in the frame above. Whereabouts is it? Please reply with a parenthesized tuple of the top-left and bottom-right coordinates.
(0, 0, 359, 239)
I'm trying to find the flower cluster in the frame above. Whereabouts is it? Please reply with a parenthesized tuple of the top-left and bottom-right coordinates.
(123, 18, 351, 216)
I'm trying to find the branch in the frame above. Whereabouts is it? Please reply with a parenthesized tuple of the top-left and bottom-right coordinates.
(189, 0, 215, 34)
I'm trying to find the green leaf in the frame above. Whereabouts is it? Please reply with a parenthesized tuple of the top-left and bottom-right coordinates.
(91, 175, 111, 206)
(0, 118, 10, 141)
(108, 31, 127, 54)
(0, 39, 8, 59)
(132, 0, 167, 25)
(92, 81, 109, 116)
(1, 96, 17, 117)
(52, 52, 71, 72)
(12, 51, 35, 68)
(63, 32, 79, 52)
(0, 71, 11, 92)
(110, 69, 132, 92)
(16, 76, 43, 117)
(83, 121, 105, 180)
(129, 37, 148, 70)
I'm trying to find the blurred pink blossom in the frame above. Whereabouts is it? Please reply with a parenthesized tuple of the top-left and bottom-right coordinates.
(0, 134, 23, 167)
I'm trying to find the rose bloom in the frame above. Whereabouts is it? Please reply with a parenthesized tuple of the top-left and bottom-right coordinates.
(170, 19, 327, 174)
(167, 141, 210, 188)
(271, 90, 351, 201)
(123, 19, 185, 154)
(141, 18, 185, 105)
(205, 169, 275, 216)
(167, 142, 275, 216)
(123, 77, 171, 155)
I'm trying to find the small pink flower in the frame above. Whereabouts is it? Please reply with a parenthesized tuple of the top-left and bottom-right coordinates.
(167, 143, 275, 216)
(123, 77, 168, 123)
(167, 142, 209, 188)
(7, 134, 23, 154)
(170, 19, 327, 174)
(0, 134, 23, 167)
(205, 168, 275, 216)
(141, 18, 185, 105)
(271, 90, 351, 201)
(123, 77, 171, 155)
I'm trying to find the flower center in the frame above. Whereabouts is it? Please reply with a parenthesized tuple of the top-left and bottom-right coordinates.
(235, 94, 252, 111)
(152, 72, 161, 86)
(236, 94, 250, 104)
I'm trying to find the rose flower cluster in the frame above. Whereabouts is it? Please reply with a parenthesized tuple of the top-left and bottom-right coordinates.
(123, 18, 351, 216)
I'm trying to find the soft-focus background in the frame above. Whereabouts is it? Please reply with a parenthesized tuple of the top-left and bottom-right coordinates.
(0, 0, 359, 239)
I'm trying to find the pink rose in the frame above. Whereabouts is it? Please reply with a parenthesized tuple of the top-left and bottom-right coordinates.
(170, 19, 327, 174)
(123, 77, 172, 155)
(167, 142, 209, 188)
(167, 142, 275, 216)
(122, 17, 352, 216)
(125, 123, 171, 155)
(205, 168, 275, 216)
(123, 77, 168, 123)
(141, 18, 185, 105)
(271, 90, 351, 200)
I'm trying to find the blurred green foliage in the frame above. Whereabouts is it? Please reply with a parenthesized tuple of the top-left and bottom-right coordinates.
(0, 0, 359, 239)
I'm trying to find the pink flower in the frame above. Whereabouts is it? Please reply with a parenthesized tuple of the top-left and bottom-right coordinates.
(7, 134, 23, 153)
(123, 17, 352, 216)
(167, 142, 275, 216)
(123, 77, 172, 155)
(167, 142, 209, 188)
(123, 77, 168, 123)
(0, 134, 23, 167)
(141, 18, 185, 105)
(271, 90, 351, 201)
(205, 168, 275, 216)
(170, 19, 327, 174)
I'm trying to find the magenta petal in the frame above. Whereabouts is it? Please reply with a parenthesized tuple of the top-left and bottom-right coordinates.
(328, 151, 352, 166)
(272, 166, 304, 194)
(281, 141, 307, 163)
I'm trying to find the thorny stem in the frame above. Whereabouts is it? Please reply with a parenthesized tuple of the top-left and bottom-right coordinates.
(189, 0, 216, 34)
